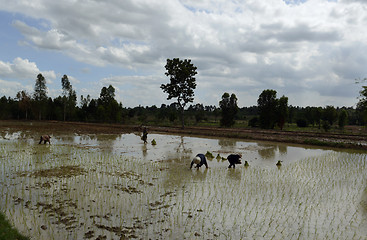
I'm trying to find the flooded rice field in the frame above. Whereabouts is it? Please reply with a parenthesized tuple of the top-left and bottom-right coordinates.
(1, 130, 367, 239)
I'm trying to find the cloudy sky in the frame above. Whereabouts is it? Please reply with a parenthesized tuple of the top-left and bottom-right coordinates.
(1, 0, 366, 108)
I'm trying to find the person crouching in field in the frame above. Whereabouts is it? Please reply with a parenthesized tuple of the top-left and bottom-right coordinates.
(227, 154, 242, 168)
(39, 135, 51, 144)
(190, 153, 208, 169)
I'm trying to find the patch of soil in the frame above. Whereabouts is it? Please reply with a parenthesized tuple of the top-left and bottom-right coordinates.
(19, 165, 86, 178)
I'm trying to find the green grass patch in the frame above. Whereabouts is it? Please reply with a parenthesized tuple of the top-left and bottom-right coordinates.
(0, 212, 29, 240)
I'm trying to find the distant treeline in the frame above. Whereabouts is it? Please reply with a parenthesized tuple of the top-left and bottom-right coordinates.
(1, 73, 366, 130)
(0, 93, 363, 128)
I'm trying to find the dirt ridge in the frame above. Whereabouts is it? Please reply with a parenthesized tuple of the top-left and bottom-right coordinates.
(1, 120, 367, 150)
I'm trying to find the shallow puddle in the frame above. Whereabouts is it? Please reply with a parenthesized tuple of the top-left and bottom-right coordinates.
(1, 131, 367, 239)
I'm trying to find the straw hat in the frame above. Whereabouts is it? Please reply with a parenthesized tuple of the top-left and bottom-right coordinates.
(193, 156, 201, 164)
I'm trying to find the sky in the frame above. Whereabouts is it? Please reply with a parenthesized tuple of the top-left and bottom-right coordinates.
(0, 0, 366, 108)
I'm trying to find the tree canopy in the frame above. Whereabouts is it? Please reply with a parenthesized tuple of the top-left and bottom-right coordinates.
(161, 58, 197, 128)
(219, 92, 238, 127)
(33, 73, 48, 120)
(61, 74, 77, 121)
(257, 89, 278, 129)
(34, 73, 47, 102)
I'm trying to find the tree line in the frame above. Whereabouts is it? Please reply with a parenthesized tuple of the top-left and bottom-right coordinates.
(1, 58, 366, 131)
(1, 73, 124, 123)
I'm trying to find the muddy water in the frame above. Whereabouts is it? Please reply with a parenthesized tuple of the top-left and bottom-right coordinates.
(1, 131, 367, 239)
(53, 132, 332, 168)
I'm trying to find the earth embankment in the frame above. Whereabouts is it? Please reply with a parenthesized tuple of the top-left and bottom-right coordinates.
(1, 120, 367, 150)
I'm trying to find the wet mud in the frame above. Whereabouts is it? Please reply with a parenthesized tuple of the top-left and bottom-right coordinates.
(1, 122, 367, 239)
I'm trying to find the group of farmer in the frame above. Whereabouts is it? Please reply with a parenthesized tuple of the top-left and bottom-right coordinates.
(140, 127, 246, 169)
(190, 153, 244, 170)
(39, 127, 249, 169)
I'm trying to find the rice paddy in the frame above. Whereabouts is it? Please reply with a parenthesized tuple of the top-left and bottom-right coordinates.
(1, 131, 367, 239)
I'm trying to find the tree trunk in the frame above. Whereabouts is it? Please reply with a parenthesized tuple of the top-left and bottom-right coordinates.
(64, 105, 66, 121)
(181, 107, 185, 129)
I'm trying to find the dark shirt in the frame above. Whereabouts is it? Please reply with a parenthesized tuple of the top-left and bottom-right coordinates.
(227, 154, 241, 164)
(191, 153, 208, 169)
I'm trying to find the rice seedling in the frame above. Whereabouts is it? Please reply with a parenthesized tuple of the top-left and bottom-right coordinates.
(1, 134, 367, 239)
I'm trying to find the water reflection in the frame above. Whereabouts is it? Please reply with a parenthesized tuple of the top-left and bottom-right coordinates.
(173, 136, 193, 162)
(191, 168, 208, 181)
(218, 138, 237, 149)
(175, 136, 186, 153)
(256, 143, 288, 160)
(94, 133, 331, 169)
(1, 131, 332, 170)
(258, 145, 277, 159)
(278, 144, 287, 155)
(226, 169, 241, 180)
(141, 144, 148, 157)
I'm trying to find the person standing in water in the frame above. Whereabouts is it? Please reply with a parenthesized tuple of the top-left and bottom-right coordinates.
(141, 127, 148, 144)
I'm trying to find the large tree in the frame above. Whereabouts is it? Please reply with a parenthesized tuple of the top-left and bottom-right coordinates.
(61, 74, 77, 121)
(357, 85, 367, 125)
(33, 73, 48, 120)
(257, 89, 278, 129)
(338, 109, 348, 129)
(98, 85, 121, 122)
(16, 90, 31, 120)
(99, 85, 116, 106)
(276, 95, 288, 130)
(322, 105, 337, 126)
(161, 58, 197, 128)
(219, 92, 238, 127)
(257, 89, 289, 129)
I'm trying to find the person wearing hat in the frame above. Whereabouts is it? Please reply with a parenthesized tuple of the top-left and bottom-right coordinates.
(190, 153, 208, 169)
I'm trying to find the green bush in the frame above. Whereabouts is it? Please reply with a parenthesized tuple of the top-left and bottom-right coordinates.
(296, 119, 308, 128)
(248, 117, 259, 128)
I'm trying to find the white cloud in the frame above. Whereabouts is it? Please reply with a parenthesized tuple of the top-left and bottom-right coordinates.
(0, 0, 366, 107)
(0, 57, 55, 82)
(0, 57, 56, 98)
(100, 75, 167, 107)
(0, 79, 26, 97)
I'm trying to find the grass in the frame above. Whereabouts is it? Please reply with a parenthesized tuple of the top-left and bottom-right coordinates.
(0, 212, 29, 240)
